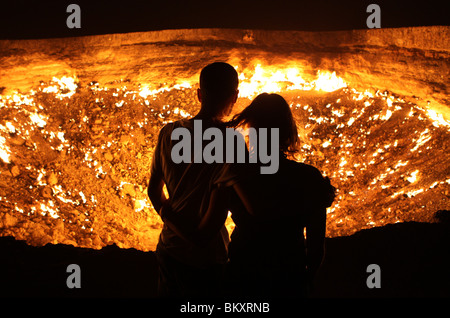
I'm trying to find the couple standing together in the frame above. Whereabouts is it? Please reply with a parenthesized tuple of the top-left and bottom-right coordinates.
(148, 62, 335, 298)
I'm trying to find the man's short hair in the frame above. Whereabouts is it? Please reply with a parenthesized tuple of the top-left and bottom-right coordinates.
(199, 62, 239, 108)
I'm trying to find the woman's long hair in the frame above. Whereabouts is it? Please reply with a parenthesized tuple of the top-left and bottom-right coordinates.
(228, 93, 300, 158)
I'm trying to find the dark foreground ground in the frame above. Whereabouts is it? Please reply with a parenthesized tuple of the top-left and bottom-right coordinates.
(1, 218, 449, 300)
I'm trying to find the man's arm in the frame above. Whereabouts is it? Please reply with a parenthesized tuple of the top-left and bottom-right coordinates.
(147, 126, 168, 215)
(148, 172, 167, 214)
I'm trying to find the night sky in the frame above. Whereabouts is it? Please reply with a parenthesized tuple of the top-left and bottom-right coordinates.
(0, 0, 448, 39)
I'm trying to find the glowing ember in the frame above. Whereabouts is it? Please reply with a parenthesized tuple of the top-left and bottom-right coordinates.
(139, 82, 192, 99)
(0, 136, 11, 163)
(406, 170, 420, 183)
(314, 71, 347, 92)
(236, 64, 346, 98)
(426, 109, 450, 128)
(42, 76, 78, 99)
(29, 113, 47, 128)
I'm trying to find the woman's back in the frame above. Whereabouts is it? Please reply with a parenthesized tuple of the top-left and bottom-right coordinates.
(230, 156, 332, 244)
(226, 157, 334, 297)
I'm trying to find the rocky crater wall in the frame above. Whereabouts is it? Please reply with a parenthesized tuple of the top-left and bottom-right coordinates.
(0, 26, 449, 118)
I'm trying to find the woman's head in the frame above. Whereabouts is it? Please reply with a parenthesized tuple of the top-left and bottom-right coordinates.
(230, 93, 300, 156)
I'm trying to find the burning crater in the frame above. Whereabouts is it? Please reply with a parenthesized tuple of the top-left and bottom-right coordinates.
(0, 27, 449, 251)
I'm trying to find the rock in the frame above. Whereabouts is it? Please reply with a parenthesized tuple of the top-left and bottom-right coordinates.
(134, 199, 143, 211)
(41, 186, 53, 198)
(9, 136, 26, 146)
(62, 239, 78, 246)
(25, 139, 34, 148)
(77, 212, 86, 222)
(31, 224, 47, 241)
(92, 235, 103, 247)
(3, 213, 18, 227)
(120, 135, 130, 144)
(69, 209, 82, 217)
(10, 165, 20, 177)
(121, 183, 136, 197)
(50, 219, 65, 237)
(1, 170, 12, 178)
(54, 219, 64, 232)
(92, 125, 102, 132)
(47, 172, 58, 185)
(104, 152, 113, 161)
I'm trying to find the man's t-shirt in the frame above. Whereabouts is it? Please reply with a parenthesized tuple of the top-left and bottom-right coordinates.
(150, 118, 230, 268)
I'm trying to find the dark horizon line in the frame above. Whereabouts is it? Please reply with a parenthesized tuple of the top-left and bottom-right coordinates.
(0, 0, 447, 40)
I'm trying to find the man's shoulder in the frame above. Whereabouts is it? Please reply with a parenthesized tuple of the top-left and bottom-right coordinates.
(159, 119, 191, 135)
(162, 119, 190, 129)
(160, 118, 230, 136)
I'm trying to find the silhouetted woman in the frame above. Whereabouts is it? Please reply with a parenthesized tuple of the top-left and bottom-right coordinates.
(161, 93, 335, 298)
(223, 93, 335, 297)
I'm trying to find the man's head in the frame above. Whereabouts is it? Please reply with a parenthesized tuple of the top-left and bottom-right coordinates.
(197, 62, 239, 118)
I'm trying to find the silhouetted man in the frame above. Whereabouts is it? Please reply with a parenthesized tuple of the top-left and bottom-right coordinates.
(148, 62, 239, 297)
